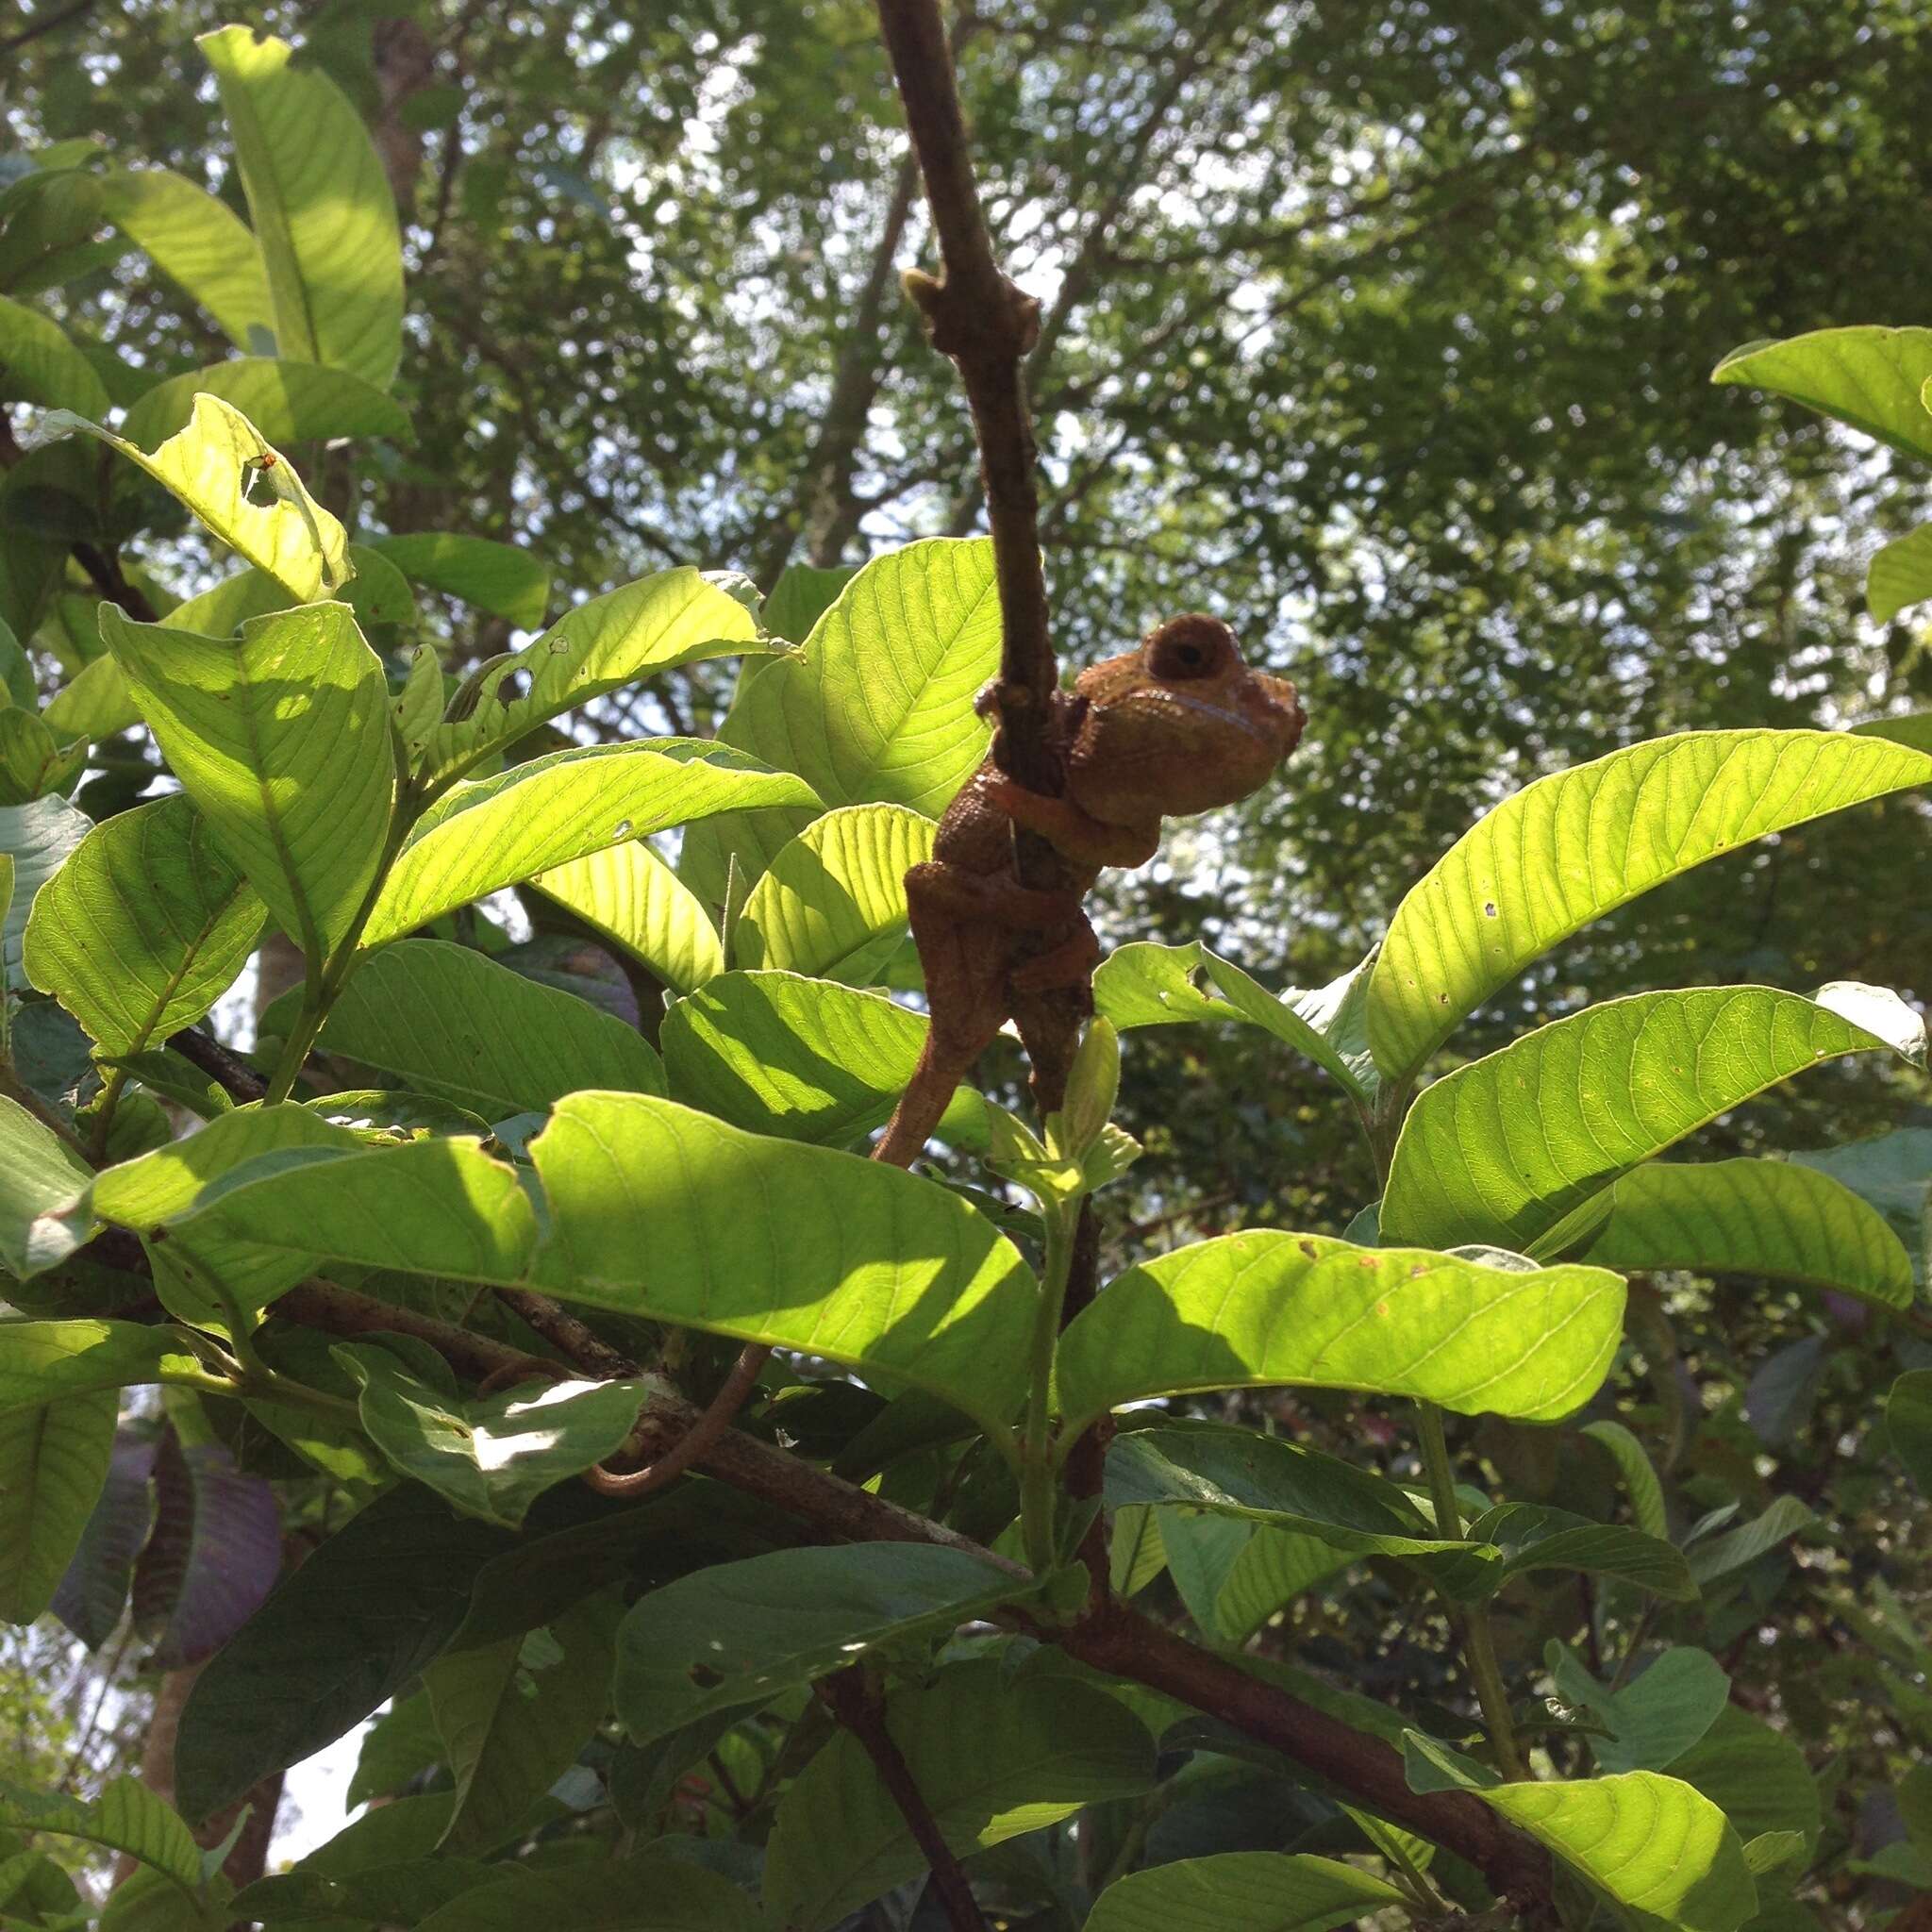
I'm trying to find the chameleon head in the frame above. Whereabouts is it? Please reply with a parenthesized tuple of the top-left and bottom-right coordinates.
(1063, 613, 1306, 825)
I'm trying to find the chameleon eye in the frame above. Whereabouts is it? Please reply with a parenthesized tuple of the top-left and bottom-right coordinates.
(1146, 616, 1231, 682)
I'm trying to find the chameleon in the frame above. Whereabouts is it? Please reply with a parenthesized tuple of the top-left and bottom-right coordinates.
(586, 610, 1304, 1496)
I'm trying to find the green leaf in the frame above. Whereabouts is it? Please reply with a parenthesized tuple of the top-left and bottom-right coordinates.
(1381, 987, 1924, 1255)
(199, 25, 404, 388)
(364, 534, 551, 629)
(313, 939, 664, 1118)
(359, 741, 817, 950)
(121, 358, 411, 455)
(1212, 1529, 1351, 1645)
(1105, 1425, 1483, 1574)
(0, 792, 92, 988)
(1684, 1497, 1815, 1585)
(1484, 1770, 1757, 1930)
(662, 970, 980, 1148)
(0, 707, 86, 803)
(24, 793, 265, 1057)
(1790, 1125, 1932, 1286)
(736, 804, 935, 983)
(1890, 1370, 1932, 1491)
(425, 1591, 620, 1855)
(1712, 325, 1932, 460)
(1367, 730, 1932, 1083)
(333, 1344, 648, 1529)
(527, 1092, 1032, 1438)
(0, 1320, 212, 1420)
(1868, 524, 1932, 623)
(421, 568, 767, 786)
(1548, 1643, 1730, 1774)
(0, 1096, 95, 1277)
(763, 561, 858, 644)
(762, 1658, 1157, 1931)
(0, 294, 111, 415)
(1084, 1852, 1408, 1932)
(1462, 1503, 1694, 1602)
(1579, 1421, 1668, 1541)
(40, 394, 351, 601)
(176, 1486, 516, 1821)
(0, 1775, 204, 1895)
(1056, 1233, 1624, 1438)
(101, 601, 393, 968)
(95, 169, 273, 352)
(681, 537, 999, 902)
(1576, 1158, 1913, 1309)
(127, 1134, 541, 1308)
(613, 1542, 1027, 1747)
(0, 1392, 116, 1622)
(1855, 711, 1932, 755)
(412, 1856, 760, 1932)
(1669, 1706, 1821, 1852)
(529, 841, 723, 993)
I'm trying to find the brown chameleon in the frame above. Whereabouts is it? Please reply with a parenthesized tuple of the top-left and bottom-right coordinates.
(587, 611, 1304, 1496)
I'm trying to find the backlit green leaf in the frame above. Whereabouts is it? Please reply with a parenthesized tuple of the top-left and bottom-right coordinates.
(0, 1097, 95, 1278)
(0, 1775, 205, 1895)
(1, 792, 92, 988)
(95, 168, 273, 351)
(526, 1092, 1032, 1439)
(1868, 525, 1932, 623)
(1890, 1370, 1932, 1491)
(360, 741, 817, 949)
(736, 804, 935, 983)
(314, 939, 663, 1118)
(1580, 1421, 1668, 1541)
(102, 601, 392, 968)
(41, 394, 350, 600)
(422, 568, 768, 786)
(1383, 986, 1922, 1255)
(0, 294, 110, 415)
(1712, 325, 1932, 459)
(25, 793, 264, 1057)
(1368, 731, 1932, 1083)
(0, 1320, 213, 1421)
(1577, 1158, 1912, 1308)
(613, 1542, 1027, 1747)
(121, 358, 411, 454)
(0, 1392, 116, 1623)
(200, 25, 404, 387)
(530, 841, 723, 993)
(1056, 1233, 1624, 1438)
(681, 537, 998, 901)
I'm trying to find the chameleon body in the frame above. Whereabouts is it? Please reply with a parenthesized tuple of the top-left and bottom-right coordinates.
(590, 611, 1302, 1494)
(873, 611, 1306, 1165)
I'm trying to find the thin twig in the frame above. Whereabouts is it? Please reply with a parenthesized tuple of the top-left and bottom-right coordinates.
(818, 1667, 990, 1932)
(0, 0, 93, 54)
(165, 1027, 267, 1104)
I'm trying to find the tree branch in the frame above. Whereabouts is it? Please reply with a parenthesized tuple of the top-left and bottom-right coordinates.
(873, 0, 1056, 789)
(818, 1667, 991, 1932)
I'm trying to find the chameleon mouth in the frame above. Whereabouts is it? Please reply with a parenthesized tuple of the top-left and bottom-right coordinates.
(1140, 689, 1296, 748)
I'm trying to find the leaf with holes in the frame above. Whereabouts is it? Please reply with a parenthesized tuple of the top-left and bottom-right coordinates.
(421, 567, 768, 786)
(680, 537, 999, 901)
(526, 1093, 1031, 1436)
(40, 395, 349, 600)
(530, 841, 723, 993)
(736, 804, 936, 983)
(360, 741, 816, 949)
(1367, 731, 1932, 1084)
(25, 793, 264, 1058)
(1056, 1233, 1623, 1439)
(199, 25, 403, 386)
(313, 939, 663, 1118)
(1577, 1158, 1912, 1309)
(1382, 986, 1925, 1256)
(102, 600, 392, 968)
